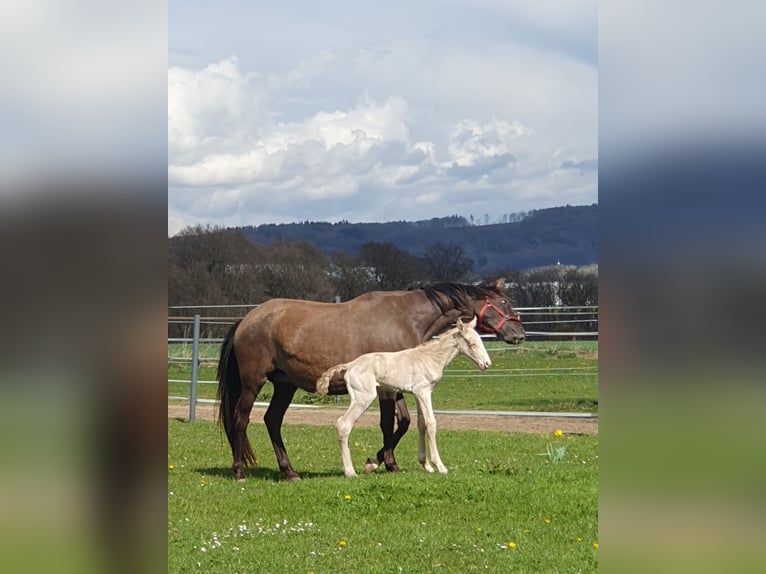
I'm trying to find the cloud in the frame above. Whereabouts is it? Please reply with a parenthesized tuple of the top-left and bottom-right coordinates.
(168, 43, 597, 234)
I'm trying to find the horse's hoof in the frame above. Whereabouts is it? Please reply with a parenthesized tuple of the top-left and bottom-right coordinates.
(285, 475, 302, 482)
(364, 458, 379, 474)
(385, 464, 401, 473)
(237, 477, 247, 483)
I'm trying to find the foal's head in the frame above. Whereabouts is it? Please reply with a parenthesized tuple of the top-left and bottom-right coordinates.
(455, 316, 492, 371)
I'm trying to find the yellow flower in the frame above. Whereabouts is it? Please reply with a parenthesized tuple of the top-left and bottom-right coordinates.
(523, 529, 530, 534)
(544, 518, 551, 524)
(168, 464, 174, 470)
(576, 537, 582, 543)
(508, 541, 517, 549)
(354, 441, 360, 447)
(339, 540, 347, 548)
(476, 527, 482, 533)
(344, 494, 352, 501)
(593, 542, 598, 549)
(554, 429, 563, 438)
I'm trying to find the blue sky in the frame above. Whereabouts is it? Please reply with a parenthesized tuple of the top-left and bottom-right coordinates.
(168, 1, 597, 235)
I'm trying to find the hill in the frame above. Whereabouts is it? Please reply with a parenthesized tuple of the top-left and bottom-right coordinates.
(232, 204, 597, 274)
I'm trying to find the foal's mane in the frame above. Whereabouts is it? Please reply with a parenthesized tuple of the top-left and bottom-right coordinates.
(419, 281, 501, 314)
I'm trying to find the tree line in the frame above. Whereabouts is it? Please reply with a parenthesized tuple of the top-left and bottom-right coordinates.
(168, 225, 597, 310)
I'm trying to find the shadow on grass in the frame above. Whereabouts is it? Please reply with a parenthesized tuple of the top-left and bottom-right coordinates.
(195, 466, 347, 482)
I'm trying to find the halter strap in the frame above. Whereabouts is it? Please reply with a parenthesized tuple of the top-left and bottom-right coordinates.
(477, 296, 521, 334)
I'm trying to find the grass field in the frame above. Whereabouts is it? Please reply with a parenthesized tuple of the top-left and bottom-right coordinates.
(168, 419, 598, 573)
(168, 340, 598, 414)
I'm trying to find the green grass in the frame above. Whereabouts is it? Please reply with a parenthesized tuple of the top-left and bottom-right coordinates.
(168, 341, 598, 413)
(168, 420, 598, 573)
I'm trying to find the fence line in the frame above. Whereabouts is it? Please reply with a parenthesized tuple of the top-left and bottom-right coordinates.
(169, 307, 598, 422)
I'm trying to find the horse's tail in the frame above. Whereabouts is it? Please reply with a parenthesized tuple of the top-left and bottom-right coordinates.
(316, 363, 347, 397)
(216, 320, 255, 466)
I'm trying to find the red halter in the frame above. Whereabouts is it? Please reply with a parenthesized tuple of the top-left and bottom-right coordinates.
(477, 296, 521, 334)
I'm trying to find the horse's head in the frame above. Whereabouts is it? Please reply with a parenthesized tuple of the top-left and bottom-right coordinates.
(456, 316, 492, 370)
(473, 278, 525, 345)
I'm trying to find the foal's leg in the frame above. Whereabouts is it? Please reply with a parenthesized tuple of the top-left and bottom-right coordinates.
(415, 400, 433, 473)
(336, 382, 377, 478)
(264, 382, 300, 481)
(414, 390, 448, 474)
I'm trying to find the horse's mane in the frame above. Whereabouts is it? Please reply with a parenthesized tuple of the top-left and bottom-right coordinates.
(419, 281, 500, 313)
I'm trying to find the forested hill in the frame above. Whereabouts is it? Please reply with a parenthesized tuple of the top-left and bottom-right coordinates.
(233, 204, 596, 274)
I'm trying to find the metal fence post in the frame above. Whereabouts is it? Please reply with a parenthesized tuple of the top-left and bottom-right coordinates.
(334, 296, 341, 402)
(189, 314, 200, 422)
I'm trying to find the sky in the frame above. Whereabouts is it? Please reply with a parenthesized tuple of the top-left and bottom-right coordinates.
(168, 0, 597, 236)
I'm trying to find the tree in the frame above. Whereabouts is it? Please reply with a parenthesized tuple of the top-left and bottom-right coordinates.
(329, 251, 376, 301)
(360, 242, 422, 290)
(168, 225, 263, 306)
(422, 242, 475, 283)
(256, 240, 334, 301)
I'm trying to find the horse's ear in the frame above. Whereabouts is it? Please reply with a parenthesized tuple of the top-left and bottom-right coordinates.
(494, 278, 506, 291)
(468, 315, 477, 329)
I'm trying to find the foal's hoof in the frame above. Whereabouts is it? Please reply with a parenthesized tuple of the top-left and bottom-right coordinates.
(285, 474, 302, 482)
(364, 458, 379, 474)
(384, 464, 401, 473)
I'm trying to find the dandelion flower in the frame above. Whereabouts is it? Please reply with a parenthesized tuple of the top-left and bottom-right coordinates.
(554, 429, 563, 438)
(476, 527, 482, 533)
(523, 529, 530, 534)
(344, 494, 352, 501)
(168, 464, 174, 470)
(576, 537, 582, 543)
(593, 542, 598, 549)
(508, 542, 517, 549)
(339, 540, 347, 548)
(544, 518, 551, 524)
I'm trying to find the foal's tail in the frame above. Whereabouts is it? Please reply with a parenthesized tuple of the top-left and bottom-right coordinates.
(216, 320, 255, 466)
(316, 363, 348, 397)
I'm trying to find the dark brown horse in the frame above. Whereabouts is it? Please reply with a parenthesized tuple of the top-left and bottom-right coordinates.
(217, 279, 525, 480)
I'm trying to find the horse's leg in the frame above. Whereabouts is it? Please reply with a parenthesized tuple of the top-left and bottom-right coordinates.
(231, 383, 262, 480)
(414, 399, 433, 473)
(367, 392, 410, 473)
(368, 392, 400, 473)
(414, 390, 448, 474)
(263, 382, 300, 481)
(336, 383, 377, 478)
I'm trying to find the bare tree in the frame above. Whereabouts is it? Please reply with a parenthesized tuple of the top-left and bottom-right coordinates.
(422, 241, 475, 283)
(329, 251, 376, 301)
(360, 242, 422, 290)
(257, 240, 334, 301)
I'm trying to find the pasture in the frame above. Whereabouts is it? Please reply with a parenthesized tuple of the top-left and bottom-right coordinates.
(168, 338, 598, 572)
(168, 420, 598, 573)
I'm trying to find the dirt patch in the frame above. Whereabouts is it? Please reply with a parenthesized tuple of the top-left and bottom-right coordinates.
(168, 404, 597, 435)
